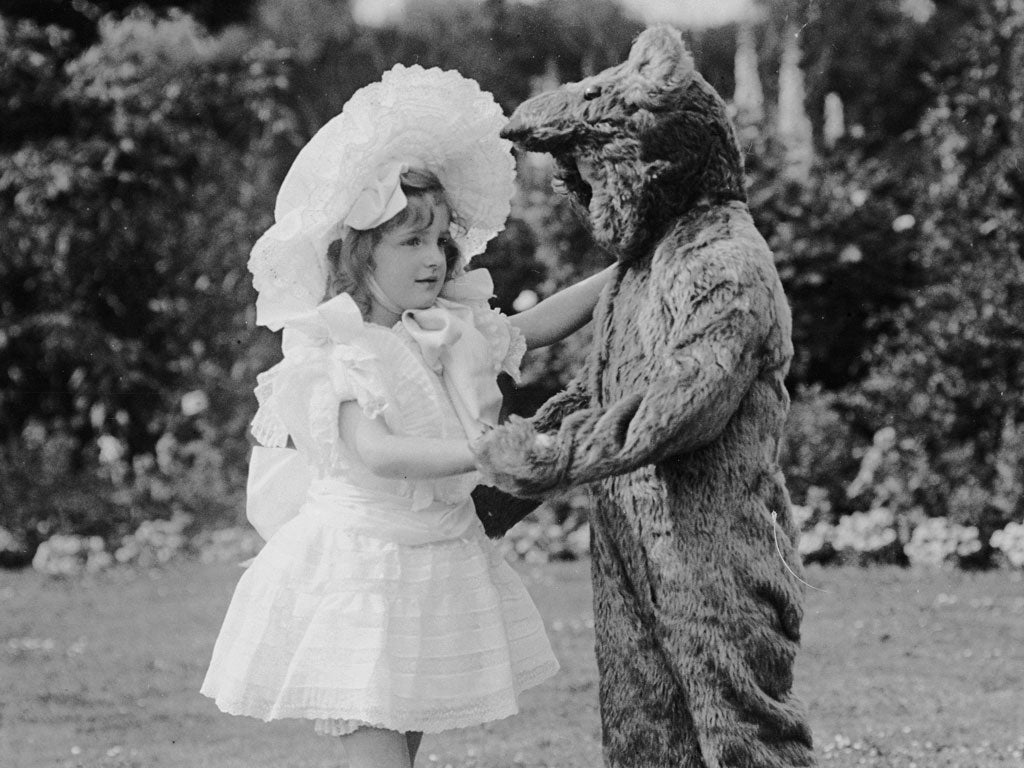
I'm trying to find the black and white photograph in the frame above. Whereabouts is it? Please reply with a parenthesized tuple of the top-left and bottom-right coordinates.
(2, 1, 1022, 766)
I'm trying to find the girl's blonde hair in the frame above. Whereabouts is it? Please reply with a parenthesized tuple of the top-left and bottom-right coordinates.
(323, 168, 463, 315)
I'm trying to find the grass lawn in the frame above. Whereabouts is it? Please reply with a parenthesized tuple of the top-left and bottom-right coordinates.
(2, 558, 1023, 768)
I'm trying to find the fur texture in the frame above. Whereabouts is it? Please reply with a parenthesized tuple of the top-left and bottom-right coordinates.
(474, 26, 817, 768)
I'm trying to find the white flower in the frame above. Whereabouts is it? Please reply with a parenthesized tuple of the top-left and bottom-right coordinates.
(838, 244, 863, 264)
(180, 390, 209, 416)
(990, 522, 1024, 568)
(906, 517, 981, 567)
(891, 214, 916, 232)
(512, 289, 539, 312)
(96, 435, 124, 464)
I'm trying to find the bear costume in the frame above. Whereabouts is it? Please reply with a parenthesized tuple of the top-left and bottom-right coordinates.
(473, 26, 817, 768)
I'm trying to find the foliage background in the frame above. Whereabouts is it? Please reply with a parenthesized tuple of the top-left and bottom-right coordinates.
(1, 0, 1022, 567)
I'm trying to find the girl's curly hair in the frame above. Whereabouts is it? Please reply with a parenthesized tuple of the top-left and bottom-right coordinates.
(323, 168, 464, 316)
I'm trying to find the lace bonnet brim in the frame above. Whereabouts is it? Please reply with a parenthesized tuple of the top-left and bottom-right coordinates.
(248, 64, 516, 330)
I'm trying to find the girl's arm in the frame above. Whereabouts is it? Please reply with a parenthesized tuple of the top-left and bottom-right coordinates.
(510, 264, 616, 349)
(338, 401, 475, 480)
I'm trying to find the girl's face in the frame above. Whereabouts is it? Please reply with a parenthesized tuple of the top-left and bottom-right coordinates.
(371, 197, 452, 315)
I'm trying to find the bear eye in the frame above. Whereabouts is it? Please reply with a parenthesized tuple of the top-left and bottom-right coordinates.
(583, 85, 602, 100)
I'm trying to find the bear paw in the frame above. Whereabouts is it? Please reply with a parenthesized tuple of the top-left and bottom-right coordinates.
(472, 416, 566, 498)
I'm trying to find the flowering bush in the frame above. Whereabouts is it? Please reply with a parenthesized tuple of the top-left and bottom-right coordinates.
(791, 486, 836, 563)
(990, 521, 1024, 569)
(780, 388, 864, 513)
(24, 513, 1024, 577)
(497, 519, 590, 564)
(128, 433, 248, 531)
(790, 502, 814, 531)
(904, 516, 982, 568)
(831, 507, 904, 565)
(844, 427, 938, 524)
(0, 526, 17, 552)
(113, 512, 193, 567)
(799, 521, 836, 563)
(31, 534, 113, 577)
(194, 526, 264, 564)
(487, 493, 593, 564)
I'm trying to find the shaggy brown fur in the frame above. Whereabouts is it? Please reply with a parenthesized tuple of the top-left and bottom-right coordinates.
(473, 26, 817, 768)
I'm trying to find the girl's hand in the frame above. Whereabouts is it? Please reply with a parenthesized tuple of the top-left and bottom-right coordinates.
(338, 401, 476, 479)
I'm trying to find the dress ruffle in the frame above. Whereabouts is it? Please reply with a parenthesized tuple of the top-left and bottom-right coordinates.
(251, 293, 389, 463)
(200, 507, 558, 733)
(442, 270, 527, 384)
(249, 271, 521, 504)
(501, 321, 527, 383)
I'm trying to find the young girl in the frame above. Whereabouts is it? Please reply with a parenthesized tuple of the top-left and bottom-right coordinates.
(200, 65, 611, 768)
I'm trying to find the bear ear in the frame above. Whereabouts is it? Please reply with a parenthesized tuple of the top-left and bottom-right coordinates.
(628, 25, 695, 88)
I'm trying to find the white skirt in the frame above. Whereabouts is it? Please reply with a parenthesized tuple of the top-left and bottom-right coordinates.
(200, 503, 559, 735)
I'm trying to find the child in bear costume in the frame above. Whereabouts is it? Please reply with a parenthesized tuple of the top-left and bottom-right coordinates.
(473, 26, 818, 768)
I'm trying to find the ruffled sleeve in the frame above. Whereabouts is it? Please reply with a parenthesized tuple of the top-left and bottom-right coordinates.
(499, 320, 527, 382)
(250, 293, 389, 472)
(440, 268, 527, 382)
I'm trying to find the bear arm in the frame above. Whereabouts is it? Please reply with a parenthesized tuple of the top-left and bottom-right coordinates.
(545, 275, 768, 487)
(473, 272, 770, 496)
(620, 281, 767, 462)
(470, 370, 592, 499)
(529, 370, 591, 434)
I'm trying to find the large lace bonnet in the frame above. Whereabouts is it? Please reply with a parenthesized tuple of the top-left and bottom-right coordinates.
(248, 64, 516, 330)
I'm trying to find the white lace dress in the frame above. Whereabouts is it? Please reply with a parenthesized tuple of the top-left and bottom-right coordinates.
(200, 273, 558, 735)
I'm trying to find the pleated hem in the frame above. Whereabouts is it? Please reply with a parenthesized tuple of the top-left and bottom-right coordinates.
(201, 659, 559, 735)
